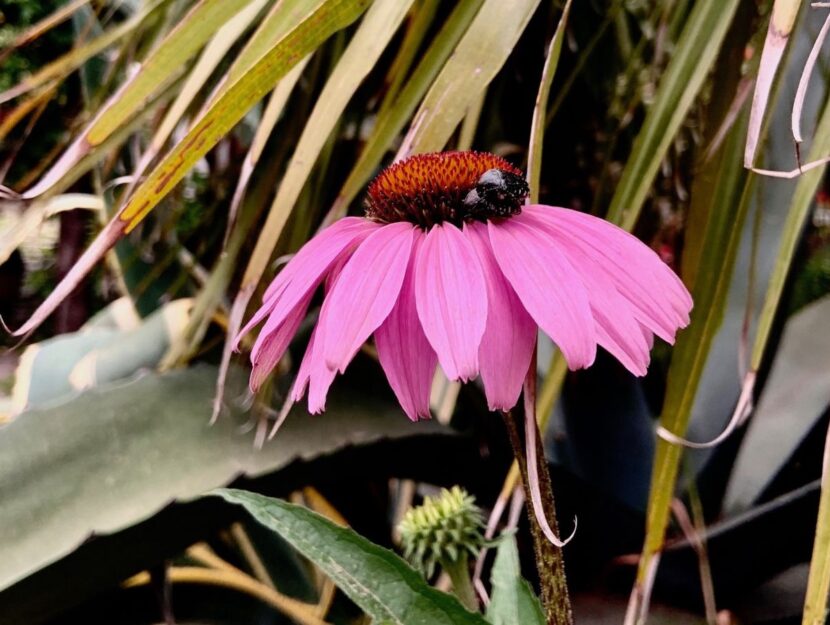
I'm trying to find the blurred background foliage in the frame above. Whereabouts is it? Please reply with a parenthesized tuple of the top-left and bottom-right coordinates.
(0, 0, 829, 623)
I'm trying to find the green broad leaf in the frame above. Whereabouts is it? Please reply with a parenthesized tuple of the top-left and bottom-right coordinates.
(404, 0, 541, 154)
(604, 0, 741, 230)
(0, 365, 445, 591)
(214, 489, 491, 625)
(486, 534, 545, 625)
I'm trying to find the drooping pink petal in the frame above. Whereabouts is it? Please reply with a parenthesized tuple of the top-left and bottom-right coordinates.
(516, 210, 650, 376)
(414, 223, 488, 382)
(263, 217, 378, 301)
(317, 222, 415, 372)
(289, 326, 337, 414)
(249, 291, 313, 392)
(488, 218, 596, 370)
(234, 217, 378, 350)
(290, 259, 351, 415)
(465, 222, 536, 410)
(525, 205, 692, 342)
(375, 234, 438, 421)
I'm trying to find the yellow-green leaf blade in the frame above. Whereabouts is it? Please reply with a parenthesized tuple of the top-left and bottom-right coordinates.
(404, 0, 542, 155)
(331, 0, 485, 217)
(803, 423, 830, 625)
(0, 0, 166, 106)
(239, 0, 415, 286)
(750, 99, 830, 371)
(527, 0, 571, 204)
(604, 0, 741, 231)
(87, 0, 260, 146)
(120, 0, 371, 232)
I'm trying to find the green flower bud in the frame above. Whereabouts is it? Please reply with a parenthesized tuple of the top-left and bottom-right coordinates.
(398, 486, 485, 578)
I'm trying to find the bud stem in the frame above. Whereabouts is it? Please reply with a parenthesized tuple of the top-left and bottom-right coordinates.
(442, 553, 478, 611)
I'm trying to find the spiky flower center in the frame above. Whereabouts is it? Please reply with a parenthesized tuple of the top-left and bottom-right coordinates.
(398, 486, 485, 578)
(365, 151, 528, 229)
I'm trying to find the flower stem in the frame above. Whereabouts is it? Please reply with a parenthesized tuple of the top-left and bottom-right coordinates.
(442, 553, 478, 611)
(500, 351, 573, 625)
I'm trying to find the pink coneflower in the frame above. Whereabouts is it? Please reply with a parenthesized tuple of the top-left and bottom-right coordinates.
(235, 151, 692, 421)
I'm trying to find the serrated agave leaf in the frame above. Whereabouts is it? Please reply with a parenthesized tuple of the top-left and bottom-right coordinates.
(8, 0, 371, 338)
(401, 0, 541, 155)
(0, 366, 446, 590)
(745, 0, 800, 168)
(23, 0, 260, 199)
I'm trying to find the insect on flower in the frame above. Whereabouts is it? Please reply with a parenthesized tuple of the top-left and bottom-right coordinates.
(235, 151, 693, 421)
(462, 168, 529, 219)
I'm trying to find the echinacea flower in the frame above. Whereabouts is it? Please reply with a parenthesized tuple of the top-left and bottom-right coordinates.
(235, 151, 692, 421)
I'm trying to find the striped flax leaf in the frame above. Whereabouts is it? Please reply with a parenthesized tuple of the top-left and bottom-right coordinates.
(10, 0, 371, 338)
(330, 0, 485, 219)
(628, 95, 753, 621)
(403, 0, 542, 155)
(803, 423, 830, 625)
(0, 0, 168, 107)
(24, 0, 262, 199)
(604, 0, 741, 231)
(750, 98, 830, 373)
